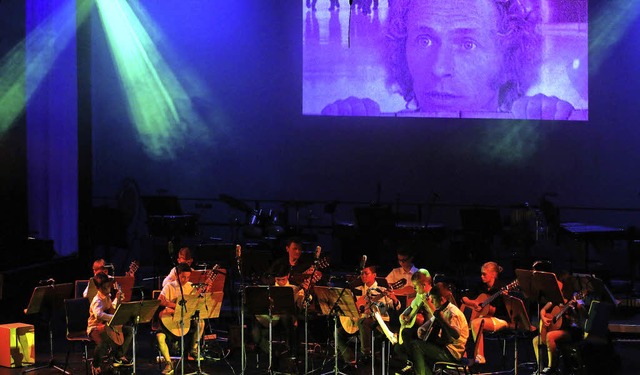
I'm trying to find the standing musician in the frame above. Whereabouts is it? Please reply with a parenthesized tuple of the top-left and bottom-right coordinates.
(460, 261, 512, 364)
(87, 272, 133, 375)
(394, 269, 433, 369)
(338, 265, 400, 364)
(162, 247, 194, 287)
(533, 271, 586, 375)
(409, 282, 469, 375)
(156, 263, 205, 375)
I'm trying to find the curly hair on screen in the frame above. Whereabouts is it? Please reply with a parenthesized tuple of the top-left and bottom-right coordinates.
(383, 0, 542, 111)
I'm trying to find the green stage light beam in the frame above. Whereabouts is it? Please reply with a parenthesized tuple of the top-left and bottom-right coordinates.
(590, 0, 640, 73)
(0, 0, 92, 135)
(95, 0, 213, 160)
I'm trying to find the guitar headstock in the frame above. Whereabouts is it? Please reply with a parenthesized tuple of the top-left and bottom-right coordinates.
(316, 257, 330, 269)
(126, 260, 139, 277)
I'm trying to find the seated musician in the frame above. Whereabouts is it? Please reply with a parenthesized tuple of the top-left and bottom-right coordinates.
(460, 261, 511, 364)
(83, 258, 107, 298)
(532, 271, 587, 375)
(394, 269, 433, 370)
(87, 272, 133, 375)
(409, 282, 469, 375)
(162, 247, 194, 287)
(267, 237, 322, 288)
(385, 248, 419, 301)
(251, 263, 305, 358)
(338, 265, 400, 364)
(156, 263, 205, 375)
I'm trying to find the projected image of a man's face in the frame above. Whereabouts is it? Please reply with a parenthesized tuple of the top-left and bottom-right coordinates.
(405, 0, 502, 112)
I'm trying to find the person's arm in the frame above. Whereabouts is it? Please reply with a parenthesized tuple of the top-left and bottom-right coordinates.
(434, 308, 461, 341)
(162, 267, 176, 288)
(91, 296, 114, 323)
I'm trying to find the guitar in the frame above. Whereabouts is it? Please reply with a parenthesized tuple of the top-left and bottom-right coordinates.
(418, 301, 451, 344)
(106, 281, 125, 345)
(290, 247, 330, 290)
(461, 280, 519, 320)
(398, 292, 436, 345)
(125, 260, 139, 277)
(540, 290, 587, 340)
(159, 265, 221, 337)
(340, 279, 407, 334)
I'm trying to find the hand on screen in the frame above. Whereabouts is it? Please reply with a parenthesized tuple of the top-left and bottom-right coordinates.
(320, 96, 381, 116)
(511, 94, 575, 120)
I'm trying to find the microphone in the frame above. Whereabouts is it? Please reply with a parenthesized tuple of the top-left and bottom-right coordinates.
(168, 241, 175, 257)
(314, 246, 321, 263)
(359, 255, 367, 272)
(39, 278, 55, 285)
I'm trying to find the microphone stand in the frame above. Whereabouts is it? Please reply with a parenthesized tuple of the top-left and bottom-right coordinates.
(303, 248, 322, 374)
(236, 245, 246, 375)
(169, 241, 187, 375)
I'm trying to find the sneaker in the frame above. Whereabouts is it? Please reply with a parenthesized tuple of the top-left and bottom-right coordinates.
(540, 367, 558, 375)
(113, 357, 131, 367)
(475, 354, 486, 364)
(161, 363, 174, 375)
(189, 351, 204, 361)
(397, 360, 413, 374)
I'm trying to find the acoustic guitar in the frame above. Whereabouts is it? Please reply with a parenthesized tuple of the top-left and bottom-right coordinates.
(461, 280, 519, 321)
(540, 290, 587, 341)
(398, 293, 436, 345)
(105, 281, 125, 345)
(159, 265, 220, 337)
(340, 279, 406, 334)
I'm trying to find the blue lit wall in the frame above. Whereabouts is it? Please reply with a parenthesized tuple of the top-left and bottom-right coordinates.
(89, 0, 640, 230)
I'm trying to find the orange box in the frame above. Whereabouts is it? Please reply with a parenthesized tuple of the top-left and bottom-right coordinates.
(0, 323, 35, 368)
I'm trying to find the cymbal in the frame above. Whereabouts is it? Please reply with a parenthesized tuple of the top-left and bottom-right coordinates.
(219, 194, 252, 213)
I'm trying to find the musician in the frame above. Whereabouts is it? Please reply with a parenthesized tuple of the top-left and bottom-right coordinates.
(460, 261, 510, 364)
(162, 247, 194, 287)
(338, 265, 400, 363)
(87, 272, 133, 375)
(156, 263, 204, 375)
(83, 258, 107, 298)
(385, 248, 419, 299)
(251, 263, 304, 359)
(410, 282, 469, 375)
(532, 271, 586, 375)
(267, 237, 322, 288)
(394, 269, 433, 369)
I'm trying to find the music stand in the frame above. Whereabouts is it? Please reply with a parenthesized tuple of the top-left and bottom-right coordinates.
(245, 286, 295, 373)
(314, 286, 360, 375)
(502, 295, 534, 375)
(514, 269, 563, 375)
(109, 300, 160, 375)
(23, 283, 74, 374)
(198, 291, 223, 320)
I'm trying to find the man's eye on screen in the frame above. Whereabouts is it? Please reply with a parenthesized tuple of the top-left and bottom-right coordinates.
(416, 35, 433, 48)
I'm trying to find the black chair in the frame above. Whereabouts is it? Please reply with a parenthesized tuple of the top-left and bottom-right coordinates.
(63, 298, 92, 374)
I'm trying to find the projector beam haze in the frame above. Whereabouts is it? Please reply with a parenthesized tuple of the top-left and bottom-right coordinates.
(95, 0, 211, 160)
(0, 0, 92, 134)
